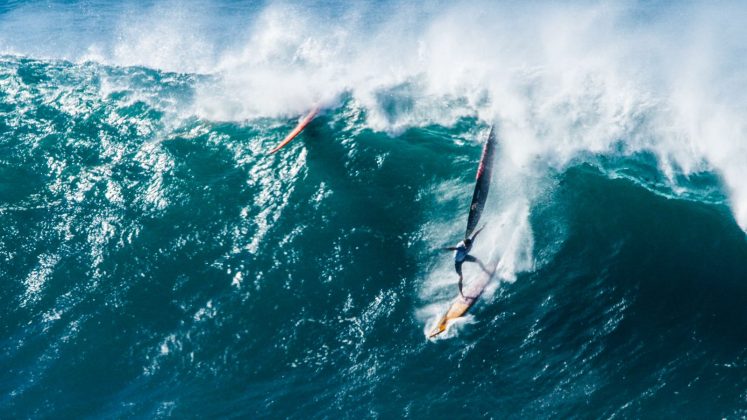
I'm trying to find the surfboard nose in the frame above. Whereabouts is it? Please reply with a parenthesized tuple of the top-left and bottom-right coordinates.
(428, 321, 447, 339)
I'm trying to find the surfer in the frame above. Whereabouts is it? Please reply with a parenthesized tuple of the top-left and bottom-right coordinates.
(439, 126, 497, 299)
(445, 226, 488, 297)
(429, 126, 497, 338)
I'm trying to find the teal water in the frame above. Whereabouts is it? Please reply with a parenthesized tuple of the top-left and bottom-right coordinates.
(3, 1, 747, 418)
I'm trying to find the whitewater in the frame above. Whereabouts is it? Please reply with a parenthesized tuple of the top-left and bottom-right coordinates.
(2, 1, 747, 417)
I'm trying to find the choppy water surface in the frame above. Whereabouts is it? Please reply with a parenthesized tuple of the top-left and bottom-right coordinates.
(2, 1, 747, 417)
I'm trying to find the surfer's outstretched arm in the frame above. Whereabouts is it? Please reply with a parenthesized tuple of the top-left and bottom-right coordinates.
(442, 247, 459, 251)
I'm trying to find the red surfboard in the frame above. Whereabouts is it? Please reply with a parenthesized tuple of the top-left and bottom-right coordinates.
(464, 126, 497, 238)
(269, 106, 320, 154)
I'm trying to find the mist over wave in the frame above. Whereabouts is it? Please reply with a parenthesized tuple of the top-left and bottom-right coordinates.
(3, 0, 747, 226)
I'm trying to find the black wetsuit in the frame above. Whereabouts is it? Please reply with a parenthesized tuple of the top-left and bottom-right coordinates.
(453, 239, 476, 277)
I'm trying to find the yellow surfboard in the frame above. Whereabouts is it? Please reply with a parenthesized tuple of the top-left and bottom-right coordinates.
(428, 267, 496, 338)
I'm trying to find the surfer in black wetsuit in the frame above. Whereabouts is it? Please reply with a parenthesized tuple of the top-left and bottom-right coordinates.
(445, 226, 488, 297)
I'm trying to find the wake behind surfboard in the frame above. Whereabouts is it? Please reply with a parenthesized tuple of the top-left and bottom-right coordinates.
(429, 126, 498, 339)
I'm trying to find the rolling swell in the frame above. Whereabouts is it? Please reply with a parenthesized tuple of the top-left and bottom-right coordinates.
(2, 53, 747, 419)
(489, 165, 747, 417)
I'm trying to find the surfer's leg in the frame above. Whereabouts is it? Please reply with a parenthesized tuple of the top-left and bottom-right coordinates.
(464, 254, 490, 275)
(475, 257, 489, 274)
(455, 261, 465, 297)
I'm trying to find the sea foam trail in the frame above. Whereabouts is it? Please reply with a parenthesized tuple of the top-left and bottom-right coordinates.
(2, 1, 747, 229)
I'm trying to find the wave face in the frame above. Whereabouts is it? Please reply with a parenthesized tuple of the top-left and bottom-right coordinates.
(2, 1, 747, 417)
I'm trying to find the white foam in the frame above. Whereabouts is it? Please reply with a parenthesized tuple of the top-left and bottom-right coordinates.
(3, 2, 747, 225)
(22, 253, 61, 307)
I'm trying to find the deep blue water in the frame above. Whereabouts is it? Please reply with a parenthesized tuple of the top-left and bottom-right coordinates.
(2, 1, 747, 418)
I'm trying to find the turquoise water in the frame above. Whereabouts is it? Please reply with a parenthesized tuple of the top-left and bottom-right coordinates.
(3, 2, 747, 418)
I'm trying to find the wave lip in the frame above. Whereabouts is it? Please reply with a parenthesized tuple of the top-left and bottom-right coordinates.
(6, 0, 745, 230)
